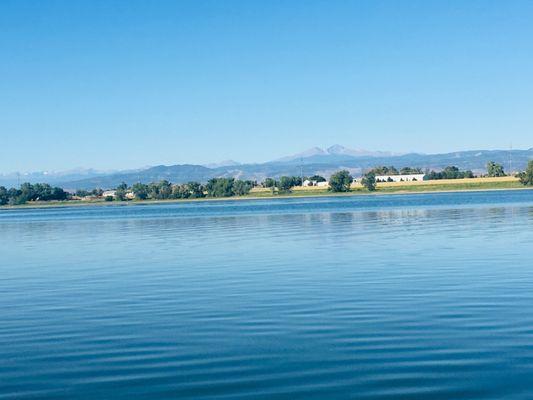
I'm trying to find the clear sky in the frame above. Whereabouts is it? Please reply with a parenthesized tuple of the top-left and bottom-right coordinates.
(1, 0, 532, 172)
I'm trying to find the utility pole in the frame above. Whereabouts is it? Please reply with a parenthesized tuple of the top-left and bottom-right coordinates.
(509, 143, 513, 175)
(300, 157, 304, 186)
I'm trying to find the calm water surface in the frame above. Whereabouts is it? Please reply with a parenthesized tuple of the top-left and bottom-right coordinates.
(1, 190, 533, 399)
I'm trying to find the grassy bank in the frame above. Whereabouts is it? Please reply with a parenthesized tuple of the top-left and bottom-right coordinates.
(250, 176, 524, 196)
(366, 176, 524, 193)
(1, 177, 530, 210)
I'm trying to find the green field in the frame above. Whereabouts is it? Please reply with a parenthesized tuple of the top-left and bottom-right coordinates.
(250, 177, 525, 197)
(373, 179, 524, 193)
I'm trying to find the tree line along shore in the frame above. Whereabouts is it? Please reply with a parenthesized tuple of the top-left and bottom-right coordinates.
(1, 161, 532, 207)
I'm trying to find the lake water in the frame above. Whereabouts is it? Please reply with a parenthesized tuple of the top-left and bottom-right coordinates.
(1, 190, 533, 399)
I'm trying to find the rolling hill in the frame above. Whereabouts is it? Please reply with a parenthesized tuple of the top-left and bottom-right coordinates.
(53, 146, 533, 190)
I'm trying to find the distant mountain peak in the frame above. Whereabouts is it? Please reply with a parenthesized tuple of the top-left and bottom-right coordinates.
(298, 147, 328, 157)
(203, 160, 241, 169)
(276, 145, 399, 162)
(327, 144, 400, 157)
(274, 147, 327, 162)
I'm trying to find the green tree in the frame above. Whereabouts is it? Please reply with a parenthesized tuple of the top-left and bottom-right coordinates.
(114, 182, 129, 201)
(263, 178, 277, 188)
(115, 188, 127, 201)
(76, 189, 90, 197)
(278, 176, 296, 192)
(292, 176, 303, 186)
(0, 186, 8, 205)
(50, 187, 68, 201)
(369, 166, 399, 175)
(206, 178, 235, 197)
(7, 188, 22, 205)
(19, 182, 35, 202)
(329, 170, 352, 192)
(187, 182, 205, 198)
(308, 175, 326, 182)
(233, 180, 253, 196)
(400, 167, 423, 175)
(172, 184, 189, 199)
(263, 178, 277, 194)
(7, 182, 67, 203)
(159, 182, 169, 198)
(9, 194, 26, 205)
(361, 172, 377, 191)
(518, 160, 533, 186)
(487, 161, 506, 177)
(132, 183, 149, 200)
(427, 166, 474, 180)
(155, 180, 172, 199)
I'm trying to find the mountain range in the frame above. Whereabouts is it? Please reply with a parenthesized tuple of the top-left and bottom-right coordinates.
(2, 145, 531, 190)
(273, 145, 400, 162)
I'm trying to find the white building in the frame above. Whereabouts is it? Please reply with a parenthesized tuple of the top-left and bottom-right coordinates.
(375, 174, 425, 182)
(102, 190, 116, 198)
(303, 179, 329, 187)
(353, 174, 425, 183)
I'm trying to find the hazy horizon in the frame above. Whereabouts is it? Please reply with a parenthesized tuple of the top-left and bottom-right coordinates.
(2, 1, 533, 172)
(1, 144, 532, 175)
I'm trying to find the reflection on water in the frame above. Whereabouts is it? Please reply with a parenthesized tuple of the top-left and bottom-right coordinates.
(1, 190, 533, 399)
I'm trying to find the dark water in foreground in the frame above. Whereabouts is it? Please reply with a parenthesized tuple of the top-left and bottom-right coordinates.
(1, 190, 533, 399)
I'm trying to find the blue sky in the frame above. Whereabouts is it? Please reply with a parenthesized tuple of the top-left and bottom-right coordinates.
(1, 0, 532, 172)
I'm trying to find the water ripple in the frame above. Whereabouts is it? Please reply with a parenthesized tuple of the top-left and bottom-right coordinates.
(1, 191, 533, 399)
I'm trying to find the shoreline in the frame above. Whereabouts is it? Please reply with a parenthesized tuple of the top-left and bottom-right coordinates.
(1, 184, 532, 211)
